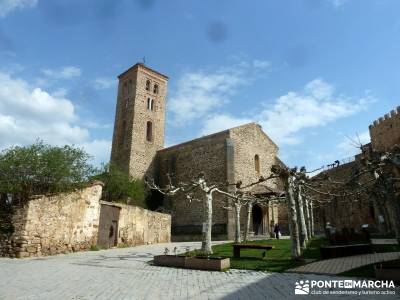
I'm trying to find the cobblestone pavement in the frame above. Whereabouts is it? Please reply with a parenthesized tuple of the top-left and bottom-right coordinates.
(0, 242, 398, 300)
(288, 252, 400, 275)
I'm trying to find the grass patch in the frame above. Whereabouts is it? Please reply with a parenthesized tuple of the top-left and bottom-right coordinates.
(372, 244, 400, 253)
(205, 236, 400, 273)
(209, 237, 327, 272)
(90, 244, 100, 251)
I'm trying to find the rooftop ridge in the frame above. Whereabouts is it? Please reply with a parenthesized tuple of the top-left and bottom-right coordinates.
(118, 62, 169, 80)
(158, 122, 259, 152)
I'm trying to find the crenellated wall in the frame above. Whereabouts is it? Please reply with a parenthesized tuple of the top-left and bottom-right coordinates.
(369, 106, 400, 152)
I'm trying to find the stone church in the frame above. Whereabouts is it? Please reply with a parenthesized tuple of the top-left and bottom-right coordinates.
(110, 63, 285, 240)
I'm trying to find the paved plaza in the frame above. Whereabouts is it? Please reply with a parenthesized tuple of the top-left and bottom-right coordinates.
(0, 242, 399, 300)
(288, 252, 400, 275)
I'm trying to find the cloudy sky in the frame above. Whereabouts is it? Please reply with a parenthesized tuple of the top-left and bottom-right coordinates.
(0, 0, 399, 170)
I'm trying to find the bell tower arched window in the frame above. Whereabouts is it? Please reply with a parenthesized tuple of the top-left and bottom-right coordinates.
(146, 121, 153, 142)
(147, 98, 154, 111)
(145, 80, 151, 91)
(153, 84, 159, 94)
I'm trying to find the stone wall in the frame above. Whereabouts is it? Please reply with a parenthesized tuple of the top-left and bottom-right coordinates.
(229, 123, 281, 236)
(0, 183, 171, 258)
(157, 130, 230, 240)
(311, 161, 378, 233)
(0, 183, 102, 258)
(110, 63, 168, 179)
(112, 202, 171, 246)
(369, 106, 400, 152)
(156, 123, 283, 240)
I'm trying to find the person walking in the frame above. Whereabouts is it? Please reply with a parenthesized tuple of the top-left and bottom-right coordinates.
(274, 223, 280, 239)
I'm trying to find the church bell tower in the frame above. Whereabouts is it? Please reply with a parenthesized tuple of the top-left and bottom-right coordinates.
(110, 63, 168, 179)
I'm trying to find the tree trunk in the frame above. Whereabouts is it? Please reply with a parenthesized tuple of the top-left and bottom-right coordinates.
(303, 194, 311, 239)
(201, 191, 213, 255)
(244, 202, 252, 242)
(309, 199, 315, 237)
(286, 176, 301, 259)
(296, 185, 308, 248)
(234, 202, 242, 243)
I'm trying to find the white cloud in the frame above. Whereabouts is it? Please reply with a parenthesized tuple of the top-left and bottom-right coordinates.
(337, 130, 370, 157)
(176, 61, 372, 146)
(42, 66, 81, 80)
(80, 139, 111, 167)
(200, 114, 252, 136)
(0, 71, 110, 166)
(169, 60, 270, 126)
(259, 79, 374, 145)
(94, 77, 116, 90)
(169, 70, 243, 126)
(252, 59, 271, 69)
(0, 0, 37, 17)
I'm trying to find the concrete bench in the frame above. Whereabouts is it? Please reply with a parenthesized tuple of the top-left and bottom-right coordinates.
(232, 243, 273, 258)
(320, 243, 373, 259)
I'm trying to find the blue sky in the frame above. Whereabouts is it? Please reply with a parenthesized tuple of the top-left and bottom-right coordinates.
(0, 0, 399, 171)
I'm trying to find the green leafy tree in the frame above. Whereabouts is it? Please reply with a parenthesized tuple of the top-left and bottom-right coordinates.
(0, 141, 95, 201)
(93, 163, 147, 208)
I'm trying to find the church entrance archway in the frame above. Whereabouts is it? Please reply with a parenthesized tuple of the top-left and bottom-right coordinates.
(252, 204, 263, 235)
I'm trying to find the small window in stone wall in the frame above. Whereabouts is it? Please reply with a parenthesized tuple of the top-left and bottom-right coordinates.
(128, 79, 133, 94)
(146, 121, 153, 142)
(255, 154, 260, 174)
(146, 80, 151, 91)
(153, 84, 159, 94)
(123, 81, 128, 96)
(120, 120, 126, 145)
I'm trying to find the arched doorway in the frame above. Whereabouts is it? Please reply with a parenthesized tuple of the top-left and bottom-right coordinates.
(252, 204, 263, 235)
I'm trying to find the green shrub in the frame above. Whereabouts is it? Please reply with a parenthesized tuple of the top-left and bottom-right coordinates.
(0, 141, 95, 200)
(0, 196, 14, 235)
(90, 245, 100, 251)
(93, 163, 147, 208)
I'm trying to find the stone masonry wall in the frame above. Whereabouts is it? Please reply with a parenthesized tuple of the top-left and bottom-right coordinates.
(229, 123, 281, 236)
(312, 162, 377, 233)
(0, 183, 102, 258)
(369, 106, 400, 152)
(111, 63, 168, 179)
(157, 130, 230, 240)
(114, 202, 171, 246)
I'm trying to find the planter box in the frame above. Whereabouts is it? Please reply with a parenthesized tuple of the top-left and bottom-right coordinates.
(185, 257, 230, 271)
(153, 255, 230, 271)
(375, 260, 400, 283)
(153, 255, 189, 268)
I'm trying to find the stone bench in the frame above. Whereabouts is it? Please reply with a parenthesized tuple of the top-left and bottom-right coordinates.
(320, 243, 373, 259)
(232, 243, 273, 258)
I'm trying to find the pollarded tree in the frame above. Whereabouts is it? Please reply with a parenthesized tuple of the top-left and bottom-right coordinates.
(222, 176, 281, 243)
(271, 164, 301, 259)
(146, 172, 229, 255)
(146, 172, 280, 252)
